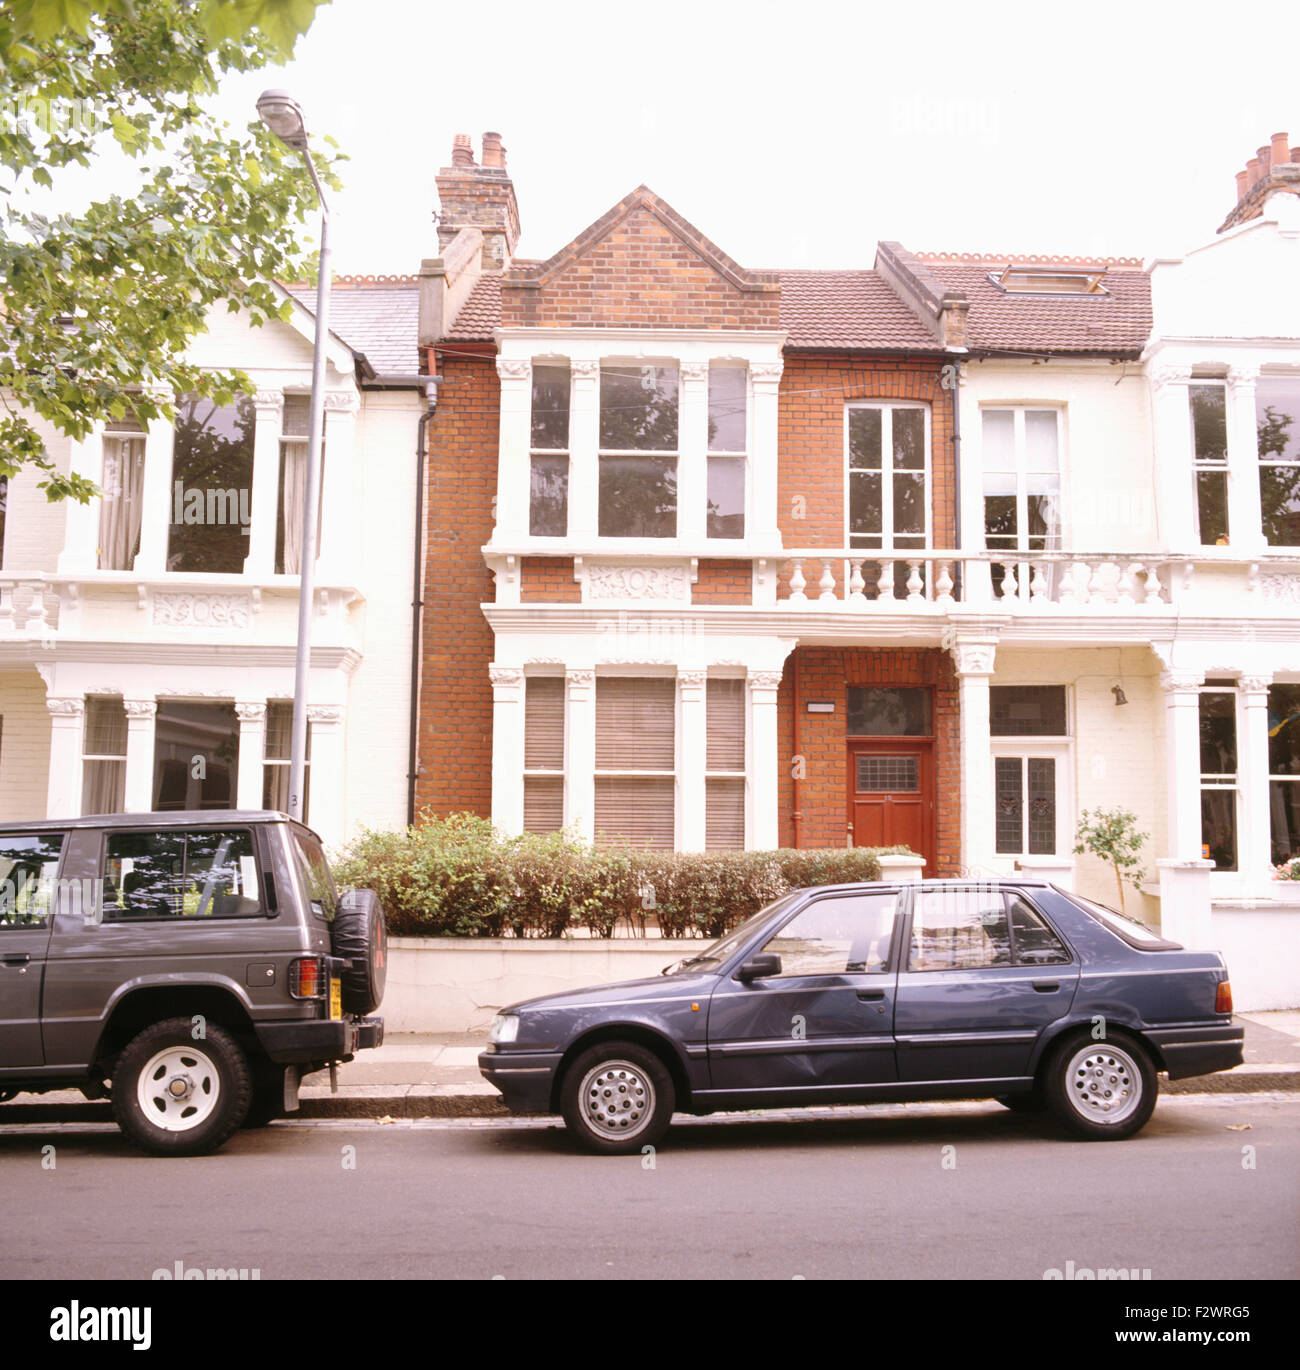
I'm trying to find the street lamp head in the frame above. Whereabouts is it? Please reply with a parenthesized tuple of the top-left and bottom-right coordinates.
(256, 88, 309, 150)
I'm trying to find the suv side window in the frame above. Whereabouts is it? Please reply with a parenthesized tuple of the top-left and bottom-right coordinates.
(102, 828, 262, 921)
(0, 832, 65, 928)
(291, 829, 337, 921)
(910, 888, 1012, 971)
(759, 893, 898, 977)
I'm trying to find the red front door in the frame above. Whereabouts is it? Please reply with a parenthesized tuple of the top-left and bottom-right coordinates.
(848, 739, 934, 871)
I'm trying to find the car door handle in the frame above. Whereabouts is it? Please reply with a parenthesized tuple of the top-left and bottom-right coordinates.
(1031, 980, 1060, 993)
(2, 954, 31, 967)
(856, 989, 885, 1001)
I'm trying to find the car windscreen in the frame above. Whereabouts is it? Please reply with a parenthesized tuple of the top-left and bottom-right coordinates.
(661, 892, 802, 975)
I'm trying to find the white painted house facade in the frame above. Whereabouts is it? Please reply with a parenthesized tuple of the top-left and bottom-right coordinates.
(0, 282, 424, 848)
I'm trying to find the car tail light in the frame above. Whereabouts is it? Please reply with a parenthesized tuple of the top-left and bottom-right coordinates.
(290, 957, 326, 999)
(1216, 980, 1233, 1014)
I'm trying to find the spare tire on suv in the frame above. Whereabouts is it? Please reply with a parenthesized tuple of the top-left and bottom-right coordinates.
(332, 888, 387, 1016)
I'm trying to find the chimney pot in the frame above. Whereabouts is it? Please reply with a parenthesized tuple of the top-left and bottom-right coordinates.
(451, 133, 475, 168)
(1258, 145, 1272, 172)
(1272, 131, 1292, 165)
(1247, 157, 1261, 189)
(1236, 169, 1248, 200)
(482, 131, 506, 170)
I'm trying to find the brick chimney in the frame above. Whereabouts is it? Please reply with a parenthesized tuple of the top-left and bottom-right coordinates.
(1219, 130, 1300, 232)
(434, 131, 520, 268)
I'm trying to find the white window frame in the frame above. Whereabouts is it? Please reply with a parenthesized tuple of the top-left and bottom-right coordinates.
(1188, 380, 1230, 548)
(1198, 682, 1240, 876)
(706, 363, 750, 543)
(597, 361, 681, 542)
(843, 401, 932, 553)
(979, 405, 1066, 555)
(990, 742, 1071, 859)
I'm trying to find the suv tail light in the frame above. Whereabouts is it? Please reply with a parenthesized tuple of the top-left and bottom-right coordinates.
(1216, 980, 1233, 1014)
(289, 956, 326, 999)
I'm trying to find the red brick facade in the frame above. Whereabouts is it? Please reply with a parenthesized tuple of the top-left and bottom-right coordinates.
(692, 559, 752, 604)
(777, 646, 959, 873)
(520, 556, 581, 603)
(415, 349, 498, 819)
(777, 353, 956, 552)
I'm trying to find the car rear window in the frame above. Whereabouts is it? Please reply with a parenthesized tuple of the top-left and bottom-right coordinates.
(1060, 890, 1177, 949)
(101, 828, 263, 921)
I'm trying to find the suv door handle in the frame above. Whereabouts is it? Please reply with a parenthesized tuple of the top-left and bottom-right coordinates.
(2, 954, 31, 967)
(856, 989, 885, 1002)
(1031, 980, 1060, 993)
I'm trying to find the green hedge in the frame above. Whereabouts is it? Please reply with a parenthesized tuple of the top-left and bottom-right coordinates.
(333, 812, 909, 939)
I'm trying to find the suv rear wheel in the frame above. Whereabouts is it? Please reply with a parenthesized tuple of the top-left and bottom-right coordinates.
(112, 1018, 251, 1156)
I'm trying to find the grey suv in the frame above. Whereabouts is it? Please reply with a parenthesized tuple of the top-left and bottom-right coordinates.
(0, 810, 385, 1155)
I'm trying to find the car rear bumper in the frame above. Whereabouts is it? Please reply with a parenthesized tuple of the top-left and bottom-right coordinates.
(257, 1015, 384, 1064)
(478, 1048, 561, 1114)
(1146, 1023, 1244, 1080)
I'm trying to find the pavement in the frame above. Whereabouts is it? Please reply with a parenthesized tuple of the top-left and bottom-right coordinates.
(5, 1010, 1298, 1125)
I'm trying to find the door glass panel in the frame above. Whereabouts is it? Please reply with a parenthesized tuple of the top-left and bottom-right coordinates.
(1007, 896, 1071, 965)
(909, 889, 1012, 971)
(761, 893, 897, 977)
(1027, 758, 1056, 854)
(857, 756, 918, 792)
(995, 757, 1023, 854)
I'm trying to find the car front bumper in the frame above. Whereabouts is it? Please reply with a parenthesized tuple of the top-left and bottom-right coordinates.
(478, 1048, 562, 1114)
(1146, 1023, 1245, 1080)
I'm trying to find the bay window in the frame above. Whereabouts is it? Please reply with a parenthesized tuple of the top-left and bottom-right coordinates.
(1269, 683, 1300, 865)
(707, 366, 746, 539)
(598, 365, 679, 538)
(530, 364, 570, 537)
(594, 677, 675, 847)
(276, 395, 324, 575)
(82, 696, 127, 815)
(1199, 686, 1237, 871)
(1188, 383, 1229, 546)
(1256, 375, 1300, 547)
(167, 395, 254, 574)
(705, 679, 745, 849)
(98, 414, 145, 571)
(523, 677, 565, 833)
(982, 408, 1062, 588)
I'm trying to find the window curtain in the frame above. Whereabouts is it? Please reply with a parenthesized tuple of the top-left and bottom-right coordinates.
(279, 441, 306, 576)
(98, 436, 145, 571)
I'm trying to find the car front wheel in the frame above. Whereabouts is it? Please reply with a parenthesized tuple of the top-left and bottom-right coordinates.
(112, 1018, 251, 1156)
(560, 1041, 675, 1155)
(1045, 1031, 1157, 1140)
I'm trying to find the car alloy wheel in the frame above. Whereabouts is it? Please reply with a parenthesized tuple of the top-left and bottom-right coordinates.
(1063, 1043, 1143, 1125)
(560, 1040, 675, 1155)
(578, 1059, 655, 1141)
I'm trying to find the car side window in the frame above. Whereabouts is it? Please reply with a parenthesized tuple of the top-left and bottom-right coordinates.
(291, 830, 337, 921)
(909, 889, 1011, 971)
(760, 893, 898, 977)
(102, 829, 262, 921)
(1007, 896, 1071, 965)
(0, 833, 65, 929)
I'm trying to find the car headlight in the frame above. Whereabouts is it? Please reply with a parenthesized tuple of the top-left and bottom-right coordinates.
(488, 1013, 520, 1045)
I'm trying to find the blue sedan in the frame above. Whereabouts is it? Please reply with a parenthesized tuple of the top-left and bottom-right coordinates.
(478, 879, 1243, 1153)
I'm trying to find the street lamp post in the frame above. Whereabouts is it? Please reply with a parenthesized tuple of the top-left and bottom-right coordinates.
(257, 89, 329, 824)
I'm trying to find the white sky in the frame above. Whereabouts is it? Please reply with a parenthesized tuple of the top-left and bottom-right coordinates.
(33, 0, 1300, 274)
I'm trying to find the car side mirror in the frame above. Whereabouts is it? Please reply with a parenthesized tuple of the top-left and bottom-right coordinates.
(738, 952, 782, 982)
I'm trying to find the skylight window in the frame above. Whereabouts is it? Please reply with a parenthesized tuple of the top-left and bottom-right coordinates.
(990, 265, 1109, 295)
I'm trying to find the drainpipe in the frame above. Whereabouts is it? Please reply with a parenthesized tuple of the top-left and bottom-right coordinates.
(950, 360, 962, 553)
(365, 372, 441, 827)
(791, 650, 803, 848)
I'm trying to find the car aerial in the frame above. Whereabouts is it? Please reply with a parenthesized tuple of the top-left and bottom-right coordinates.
(0, 809, 386, 1156)
(479, 878, 1243, 1154)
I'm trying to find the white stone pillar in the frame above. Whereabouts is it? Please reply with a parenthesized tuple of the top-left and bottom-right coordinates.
(1238, 675, 1273, 890)
(57, 433, 103, 574)
(749, 361, 783, 545)
(677, 670, 707, 851)
(122, 700, 157, 813)
(677, 363, 709, 544)
(245, 389, 283, 578)
(1161, 670, 1205, 858)
(1149, 365, 1195, 551)
(490, 665, 525, 837)
(134, 395, 175, 576)
(494, 358, 532, 543)
(305, 705, 345, 844)
(564, 668, 595, 843)
(1226, 365, 1264, 554)
(568, 360, 600, 543)
(960, 376, 995, 605)
(45, 696, 86, 818)
(953, 640, 998, 874)
(235, 702, 267, 810)
(1157, 857, 1214, 947)
(749, 669, 782, 851)
(878, 853, 926, 882)
(317, 392, 358, 582)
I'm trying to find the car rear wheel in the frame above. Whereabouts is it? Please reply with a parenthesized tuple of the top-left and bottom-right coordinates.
(560, 1042, 674, 1155)
(1045, 1031, 1157, 1140)
(112, 1018, 251, 1156)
